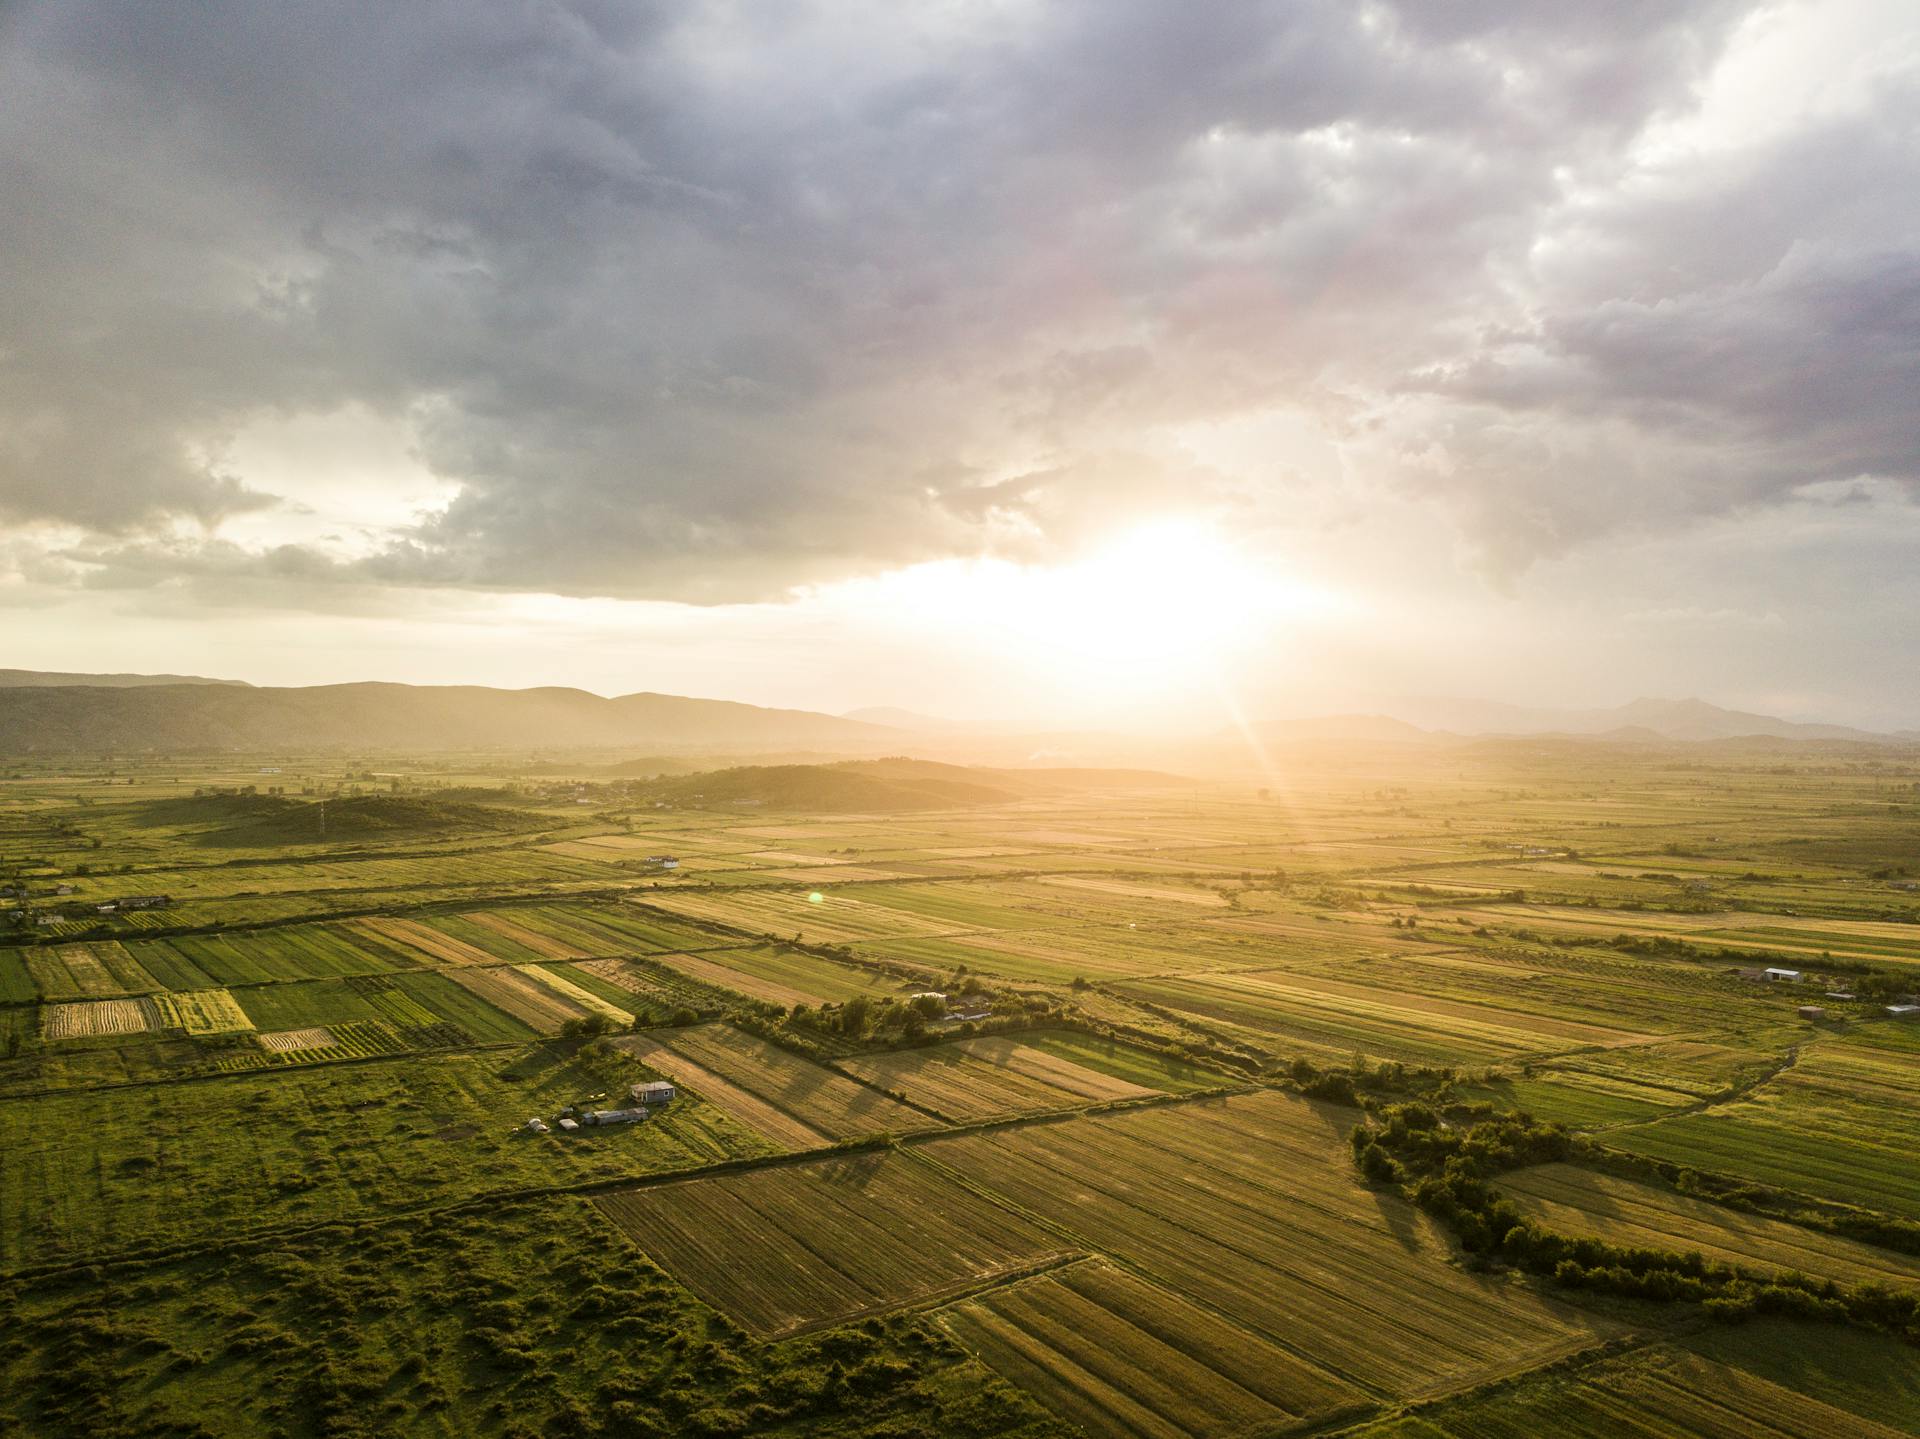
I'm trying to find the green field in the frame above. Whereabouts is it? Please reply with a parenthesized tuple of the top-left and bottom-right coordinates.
(940, 1259, 1364, 1436)
(617, 1023, 936, 1146)
(923, 1092, 1617, 1399)
(1499, 1163, 1920, 1287)
(0, 1047, 771, 1269)
(1608, 1024, 1920, 1217)
(595, 1149, 1067, 1336)
(5, 745, 1920, 1435)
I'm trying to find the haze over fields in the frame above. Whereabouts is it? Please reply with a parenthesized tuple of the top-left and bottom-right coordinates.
(6, 8, 1920, 1437)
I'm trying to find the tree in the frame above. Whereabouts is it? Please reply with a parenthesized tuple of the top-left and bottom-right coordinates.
(840, 996, 872, 1036)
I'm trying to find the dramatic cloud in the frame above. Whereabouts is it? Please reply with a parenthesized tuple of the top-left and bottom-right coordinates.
(13, 0, 1867, 593)
(0, 1, 1916, 723)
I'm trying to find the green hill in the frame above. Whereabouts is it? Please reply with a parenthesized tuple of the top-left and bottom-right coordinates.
(0, 681, 898, 754)
(645, 757, 1187, 813)
(132, 793, 543, 847)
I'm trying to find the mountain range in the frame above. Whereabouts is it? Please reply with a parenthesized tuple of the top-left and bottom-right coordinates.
(1371, 695, 1914, 743)
(0, 672, 1912, 753)
(0, 678, 896, 754)
(0, 668, 246, 689)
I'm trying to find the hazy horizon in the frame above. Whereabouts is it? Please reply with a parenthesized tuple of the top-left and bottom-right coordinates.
(5, 1, 1918, 730)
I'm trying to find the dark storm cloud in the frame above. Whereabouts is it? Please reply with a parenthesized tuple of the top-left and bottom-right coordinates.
(2, 0, 1903, 601)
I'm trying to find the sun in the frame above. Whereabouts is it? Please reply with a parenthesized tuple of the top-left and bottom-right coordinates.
(1041, 518, 1273, 663)
(812, 512, 1335, 713)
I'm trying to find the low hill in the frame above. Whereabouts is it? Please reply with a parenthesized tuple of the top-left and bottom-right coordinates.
(0, 681, 898, 754)
(840, 706, 983, 732)
(1382, 695, 1893, 743)
(147, 793, 546, 847)
(645, 757, 1187, 812)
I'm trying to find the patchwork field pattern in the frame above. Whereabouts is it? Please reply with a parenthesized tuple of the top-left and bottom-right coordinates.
(443, 965, 607, 1035)
(1609, 1025, 1920, 1218)
(150, 988, 254, 1035)
(649, 944, 892, 1007)
(7, 748, 1920, 1437)
(594, 1150, 1066, 1336)
(256, 1026, 337, 1053)
(837, 1034, 1170, 1122)
(1347, 1341, 1910, 1439)
(1498, 1164, 1920, 1288)
(616, 1025, 932, 1146)
(923, 1092, 1615, 1400)
(41, 997, 156, 1040)
(939, 1260, 1365, 1438)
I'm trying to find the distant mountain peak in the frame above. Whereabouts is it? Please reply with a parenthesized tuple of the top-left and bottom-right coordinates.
(0, 668, 248, 689)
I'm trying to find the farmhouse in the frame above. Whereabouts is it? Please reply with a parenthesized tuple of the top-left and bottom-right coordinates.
(630, 1081, 676, 1105)
(1762, 967, 1801, 982)
(643, 856, 681, 870)
(115, 894, 172, 911)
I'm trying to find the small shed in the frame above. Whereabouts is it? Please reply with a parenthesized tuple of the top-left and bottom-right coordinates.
(584, 1107, 647, 1126)
(1888, 1005, 1920, 1019)
(1797, 1006, 1826, 1020)
(557, 1117, 580, 1132)
(1762, 967, 1801, 982)
(631, 1081, 676, 1105)
(525, 1117, 550, 1134)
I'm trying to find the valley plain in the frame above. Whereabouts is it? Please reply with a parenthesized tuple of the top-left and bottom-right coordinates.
(3, 742, 1919, 1437)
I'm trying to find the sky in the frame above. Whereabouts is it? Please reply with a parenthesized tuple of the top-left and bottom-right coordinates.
(2, 1, 1918, 731)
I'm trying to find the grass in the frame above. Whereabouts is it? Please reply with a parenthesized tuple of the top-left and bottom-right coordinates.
(2, 1193, 1065, 1439)
(0, 1044, 772, 1271)
(1608, 1023, 1920, 1217)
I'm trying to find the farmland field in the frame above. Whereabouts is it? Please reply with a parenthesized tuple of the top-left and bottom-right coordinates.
(1498, 1163, 1920, 1287)
(0, 1048, 773, 1268)
(594, 1149, 1068, 1335)
(150, 987, 254, 1034)
(837, 1032, 1203, 1122)
(923, 1092, 1617, 1399)
(1348, 1334, 1913, 1438)
(649, 942, 895, 1006)
(616, 1023, 934, 1144)
(940, 1259, 1365, 1437)
(6, 744, 1920, 1436)
(1607, 1024, 1920, 1217)
(40, 996, 155, 1040)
